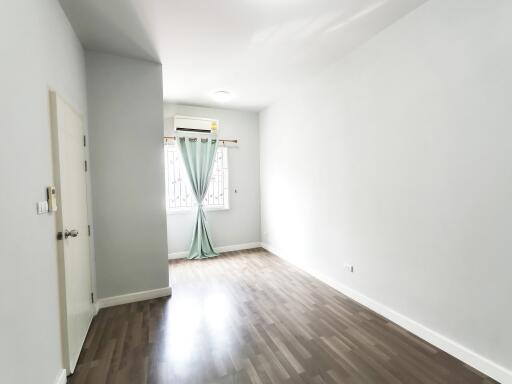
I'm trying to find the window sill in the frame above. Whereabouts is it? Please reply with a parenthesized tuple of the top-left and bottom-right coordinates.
(167, 207, 230, 215)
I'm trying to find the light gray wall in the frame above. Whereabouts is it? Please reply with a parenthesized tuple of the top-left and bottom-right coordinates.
(0, 1, 91, 383)
(86, 51, 169, 298)
(260, 0, 512, 379)
(164, 104, 260, 255)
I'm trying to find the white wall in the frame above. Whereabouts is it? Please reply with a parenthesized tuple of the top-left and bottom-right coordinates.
(0, 1, 91, 383)
(164, 104, 260, 256)
(86, 52, 169, 299)
(260, 0, 512, 381)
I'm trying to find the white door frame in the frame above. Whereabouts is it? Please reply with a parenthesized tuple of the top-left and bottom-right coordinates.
(49, 90, 94, 374)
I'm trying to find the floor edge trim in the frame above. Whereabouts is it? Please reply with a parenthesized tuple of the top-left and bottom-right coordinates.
(95, 286, 172, 312)
(168, 242, 261, 260)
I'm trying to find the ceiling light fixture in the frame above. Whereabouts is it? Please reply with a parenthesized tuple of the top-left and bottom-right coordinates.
(212, 90, 234, 102)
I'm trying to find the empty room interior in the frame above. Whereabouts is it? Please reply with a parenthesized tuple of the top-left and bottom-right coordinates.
(2, 0, 512, 383)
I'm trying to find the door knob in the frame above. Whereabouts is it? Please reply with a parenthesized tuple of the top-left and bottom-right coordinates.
(64, 229, 79, 238)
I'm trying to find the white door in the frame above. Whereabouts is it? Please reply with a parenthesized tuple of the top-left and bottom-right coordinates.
(49, 91, 93, 374)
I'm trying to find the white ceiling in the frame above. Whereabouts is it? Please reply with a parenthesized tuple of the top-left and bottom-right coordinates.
(60, 0, 427, 111)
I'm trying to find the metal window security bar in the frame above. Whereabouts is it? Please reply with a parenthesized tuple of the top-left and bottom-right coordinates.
(164, 145, 193, 210)
(164, 136, 234, 211)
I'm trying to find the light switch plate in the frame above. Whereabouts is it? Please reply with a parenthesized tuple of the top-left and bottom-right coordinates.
(37, 201, 49, 215)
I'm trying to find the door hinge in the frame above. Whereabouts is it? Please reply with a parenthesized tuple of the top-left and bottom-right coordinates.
(88, 225, 91, 236)
(83, 135, 87, 147)
(84, 160, 88, 172)
(90, 292, 94, 303)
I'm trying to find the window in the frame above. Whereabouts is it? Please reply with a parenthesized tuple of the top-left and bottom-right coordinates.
(165, 144, 229, 212)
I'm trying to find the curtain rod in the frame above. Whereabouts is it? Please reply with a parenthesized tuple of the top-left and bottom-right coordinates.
(163, 136, 238, 144)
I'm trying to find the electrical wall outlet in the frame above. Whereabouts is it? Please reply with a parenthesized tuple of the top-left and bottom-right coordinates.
(344, 264, 354, 273)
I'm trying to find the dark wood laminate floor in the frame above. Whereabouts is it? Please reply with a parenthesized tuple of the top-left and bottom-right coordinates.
(69, 249, 498, 384)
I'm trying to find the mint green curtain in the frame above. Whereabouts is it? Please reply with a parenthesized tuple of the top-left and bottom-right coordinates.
(178, 137, 219, 259)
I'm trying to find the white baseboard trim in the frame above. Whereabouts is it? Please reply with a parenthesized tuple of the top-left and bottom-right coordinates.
(261, 242, 512, 384)
(168, 242, 261, 260)
(54, 369, 66, 384)
(168, 250, 188, 260)
(95, 286, 172, 311)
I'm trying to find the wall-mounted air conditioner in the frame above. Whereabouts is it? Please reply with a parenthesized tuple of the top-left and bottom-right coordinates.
(174, 115, 219, 135)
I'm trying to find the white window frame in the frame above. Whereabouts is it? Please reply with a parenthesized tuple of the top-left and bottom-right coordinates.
(165, 144, 229, 214)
